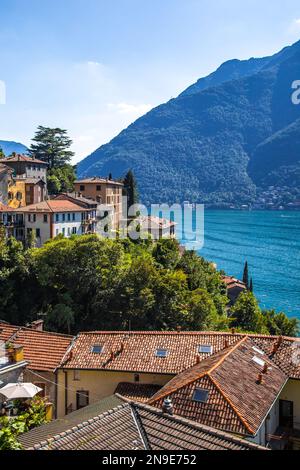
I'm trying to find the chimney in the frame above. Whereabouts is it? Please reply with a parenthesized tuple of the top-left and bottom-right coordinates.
(196, 355, 201, 364)
(120, 342, 124, 353)
(231, 328, 236, 335)
(257, 373, 264, 385)
(262, 363, 269, 374)
(176, 326, 182, 333)
(162, 397, 173, 416)
(30, 320, 44, 331)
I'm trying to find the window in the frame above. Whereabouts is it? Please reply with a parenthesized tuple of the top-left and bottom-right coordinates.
(33, 214, 36, 222)
(62, 227, 65, 236)
(8, 192, 13, 200)
(68, 213, 71, 221)
(252, 346, 264, 356)
(91, 345, 103, 354)
(96, 185, 101, 191)
(76, 390, 89, 410)
(28, 214, 31, 222)
(16, 192, 22, 201)
(72, 227, 77, 234)
(72, 213, 75, 221)
(36, 228, 41, 238)
(252, 356, 265, 367)
(80, 185, 85, 191)
(73, 370, 80, 381)
(43, 214, 48, 223)
(192, 388, 209, 403)
(62, 214, 65, 222)
(55, 214, 59, 222)
(198, 345, 213, 354)
(155, 349, 168, 358)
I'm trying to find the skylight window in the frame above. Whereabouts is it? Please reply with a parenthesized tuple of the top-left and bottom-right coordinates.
(192, 388, 209, 403)
(252, 356, 265, 367)
(156, 349, 168, 358)
(252, 346, 264, 356)
(91, 345, 103, 354)
(198, 345, 213, 354)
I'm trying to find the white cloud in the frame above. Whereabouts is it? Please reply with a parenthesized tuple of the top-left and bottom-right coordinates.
(288, 18, 300, 36)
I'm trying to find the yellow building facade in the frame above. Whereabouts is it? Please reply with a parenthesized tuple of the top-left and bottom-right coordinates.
(56, 369, 173, 418)
(7, 179, 26, 208)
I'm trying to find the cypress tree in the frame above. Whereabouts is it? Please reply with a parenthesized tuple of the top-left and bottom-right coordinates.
(123, 170, 139, 212)
(243, 261, 249, 289)
(250, 278, 253, 292)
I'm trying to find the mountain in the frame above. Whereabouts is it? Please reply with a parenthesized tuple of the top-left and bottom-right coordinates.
(0, 140, 28, 156)
(78, 40, 300, 206)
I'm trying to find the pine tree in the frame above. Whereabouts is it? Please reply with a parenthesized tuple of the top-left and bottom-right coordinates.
(29, 126, 74, 169)
(123, 170, 139, 211)
(242, 261, 249, 289)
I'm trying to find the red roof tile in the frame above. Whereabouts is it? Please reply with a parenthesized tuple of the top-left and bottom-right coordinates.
(115, 382, 162, 403)
(60, 331, 300, 379)
(0, 322, 73, 372)
(0, 154, 47, 165)
(13, 200, 90, 213)
(148, 337, 287, 436)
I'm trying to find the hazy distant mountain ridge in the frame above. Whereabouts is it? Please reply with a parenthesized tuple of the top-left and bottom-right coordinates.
(78, 40, 300, 206)
(0, 140, 28, 156)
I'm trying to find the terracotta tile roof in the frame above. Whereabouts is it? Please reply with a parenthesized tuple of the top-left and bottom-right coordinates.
(148, 337, 287, 436)
(75, 178, 123, 186)
(0, 163, 13, 176)
(222, 276, 246, 289)
(0, 154, 47, 165)
(30, 401, 267, 451)
(0, 322, 73, 372)
(60, 331, 300, 379)
(115, 382, 162, 403)
(19, 395, 124, 449)
(137, 215, 176, 229)
(13, 199, 90, 213)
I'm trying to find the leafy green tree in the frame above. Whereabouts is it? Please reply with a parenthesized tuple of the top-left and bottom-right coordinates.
(0, 147, 5, 159)
(47, 164, 76, 195)
(230, 291, 265, 333)
(29, 126, 74, 169)
(262, 309, 299, 337)
(123, 170, 139, 210)
(152, 239, 180, 270)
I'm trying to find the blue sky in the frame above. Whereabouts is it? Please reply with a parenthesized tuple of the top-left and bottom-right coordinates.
(0, 0, 300, 162)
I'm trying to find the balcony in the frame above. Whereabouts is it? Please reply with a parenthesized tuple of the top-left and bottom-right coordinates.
(267, 424, 300, 450)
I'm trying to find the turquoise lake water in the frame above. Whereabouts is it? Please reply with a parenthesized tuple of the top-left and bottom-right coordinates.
(181, 211, 300, 319)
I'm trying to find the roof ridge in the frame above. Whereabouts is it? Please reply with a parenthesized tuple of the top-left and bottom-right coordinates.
(207, 374, 254, 435)
(207, 336, 248, 375)
(0, 322, 73, 339)
(134, 402, 266, 450)
(148, 340, 244, 404)
(31, 403, 130, 450)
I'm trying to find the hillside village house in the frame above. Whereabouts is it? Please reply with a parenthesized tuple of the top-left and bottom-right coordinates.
(0, 321, 72, 417)
(11, 199, 99, 247)
(0, 154, 48, 182)
(0, 154, 48, 209)
(74, 177, 124, 230)
(55, 331, 300, 449)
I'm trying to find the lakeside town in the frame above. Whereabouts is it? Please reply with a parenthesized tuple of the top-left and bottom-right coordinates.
(0, 128, 300, 452)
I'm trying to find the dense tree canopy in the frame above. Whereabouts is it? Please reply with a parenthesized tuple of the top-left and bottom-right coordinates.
(0, 231, 298, 336)
(30, 126, 74, 168)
